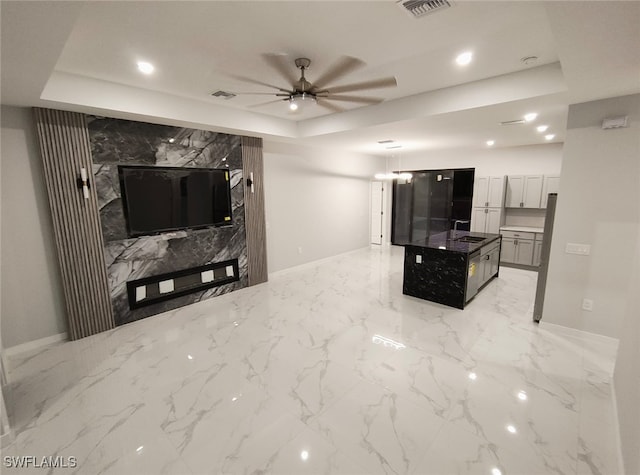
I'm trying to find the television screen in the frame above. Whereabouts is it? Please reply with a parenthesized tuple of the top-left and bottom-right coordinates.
(119, 166, 232, 237)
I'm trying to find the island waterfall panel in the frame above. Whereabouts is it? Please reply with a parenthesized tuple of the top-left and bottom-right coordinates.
(34, 109, 115, 340)
(89, 117, 252, 326)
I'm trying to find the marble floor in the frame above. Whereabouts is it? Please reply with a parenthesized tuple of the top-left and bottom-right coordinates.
(3, 245, 621, 475)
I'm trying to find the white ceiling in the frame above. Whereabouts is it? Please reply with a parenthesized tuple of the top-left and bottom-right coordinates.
(2, 1, 639, 156)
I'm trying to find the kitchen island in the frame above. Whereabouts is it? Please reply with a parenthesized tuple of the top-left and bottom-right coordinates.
(403, 230, 501, 309)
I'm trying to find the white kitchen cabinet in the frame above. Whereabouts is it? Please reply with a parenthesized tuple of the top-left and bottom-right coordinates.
(505, 175, 543, 208)
(533, 239, 543, 266)
(499, 230, 536, 265)
(540, 175, 560, 209)
(501, 238, 517, 263)
(515, 239, 535, 265)
(473, 176, 506, 208)
(471, 207, 503, 234)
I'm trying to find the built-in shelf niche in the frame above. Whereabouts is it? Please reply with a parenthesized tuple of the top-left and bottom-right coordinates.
(126, 259, 239, 309)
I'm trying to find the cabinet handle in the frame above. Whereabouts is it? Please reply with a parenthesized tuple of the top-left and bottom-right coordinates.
(485, 201, 489, 207)
(520, 202, 523, 208)
(485, 208, 488, 214)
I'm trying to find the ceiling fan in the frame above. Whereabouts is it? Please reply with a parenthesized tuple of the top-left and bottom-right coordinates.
(233, 55, 398, 113)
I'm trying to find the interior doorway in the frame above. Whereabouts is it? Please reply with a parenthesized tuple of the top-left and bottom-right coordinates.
(370, 181, 384, 245)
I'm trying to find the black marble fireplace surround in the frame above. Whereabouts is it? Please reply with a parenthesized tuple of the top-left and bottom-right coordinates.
(88, 117, 249, 326)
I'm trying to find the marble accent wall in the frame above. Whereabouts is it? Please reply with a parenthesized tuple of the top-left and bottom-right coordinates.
(88, 117, 248, 326)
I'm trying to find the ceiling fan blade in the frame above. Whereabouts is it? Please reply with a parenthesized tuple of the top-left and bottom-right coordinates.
(316, 100, 345, 113)
(327, 77, 397, 94)
(249, 99, 285, 108)
(262, 53, 298, 87)
(311, 56, 365, 90)
(323, 95, 384, 105)
(230, 74, 293, 94)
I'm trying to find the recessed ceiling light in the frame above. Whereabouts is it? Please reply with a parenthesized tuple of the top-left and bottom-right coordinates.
(456, 51, 473, 66)
(536, 125, 549, 133)
(137, 61, 154, 74)
(524, 112, 538, 122)
(545, 134, 555, 141)
(486, 140, 495, 146)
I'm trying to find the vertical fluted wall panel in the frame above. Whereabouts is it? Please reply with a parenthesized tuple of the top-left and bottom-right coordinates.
(241, 136, 268, 285)
(34, 108, 114, 340)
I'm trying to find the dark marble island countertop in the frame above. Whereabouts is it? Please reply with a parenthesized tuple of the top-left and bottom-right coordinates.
(407, 230, 501, 254)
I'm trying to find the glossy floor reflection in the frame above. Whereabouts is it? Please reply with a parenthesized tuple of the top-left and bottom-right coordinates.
(4, 246, 620, 474)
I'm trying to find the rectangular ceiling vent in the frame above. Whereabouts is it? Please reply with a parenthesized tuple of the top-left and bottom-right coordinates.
(211, 90, 236, 100)
(500, 119, 526, 126)
(397, 0, 453, 19)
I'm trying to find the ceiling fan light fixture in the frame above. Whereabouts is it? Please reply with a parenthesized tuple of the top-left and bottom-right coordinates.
(288, 92, 316, 111)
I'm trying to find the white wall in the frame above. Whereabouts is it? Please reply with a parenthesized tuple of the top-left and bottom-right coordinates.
(389, 143, 563, 176)
(614, 229, 640, 475)
(0, 106, 67, 348)
(263, 140, 384, 273)
(543, 95, 639, 339)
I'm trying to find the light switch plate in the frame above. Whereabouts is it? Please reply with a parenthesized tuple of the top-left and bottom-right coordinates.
(582, 298, 594, 311)
(416, 255, 422, 264)
(566, 243, 591, 255)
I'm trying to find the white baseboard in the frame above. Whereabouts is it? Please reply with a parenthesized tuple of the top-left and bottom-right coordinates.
(268, 246, 371, 278)
(538, 321, 620, 346)
(3, 332, 68, 359)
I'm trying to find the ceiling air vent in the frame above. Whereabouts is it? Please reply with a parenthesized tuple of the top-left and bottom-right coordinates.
(211, 90, 236, 100)
(397, 0, 453, 18)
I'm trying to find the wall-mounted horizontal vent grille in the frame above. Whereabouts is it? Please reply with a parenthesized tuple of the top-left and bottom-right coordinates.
(397, 0, 453, 18)
(211, 90, 236, 100)
(500, 119, 526, 126)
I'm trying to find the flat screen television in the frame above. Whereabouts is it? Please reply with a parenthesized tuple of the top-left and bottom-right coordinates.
(119, 165, 232, 237)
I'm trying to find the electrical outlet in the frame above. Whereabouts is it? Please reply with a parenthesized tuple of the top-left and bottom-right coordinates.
(416, 255, 422, 264)
(582, 299, 594, 311)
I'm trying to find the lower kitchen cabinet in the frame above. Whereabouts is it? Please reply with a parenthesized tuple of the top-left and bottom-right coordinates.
(533, 237, 543, 266)
(500, 230, 536, 265)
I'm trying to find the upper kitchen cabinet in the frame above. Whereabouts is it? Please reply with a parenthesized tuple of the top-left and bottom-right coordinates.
(472, 176, 506, 208)
(505, 175, 543, 208)
(540, 175, 560, 208)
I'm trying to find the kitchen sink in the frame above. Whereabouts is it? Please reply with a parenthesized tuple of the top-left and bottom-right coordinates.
(454, 236, 486, 243)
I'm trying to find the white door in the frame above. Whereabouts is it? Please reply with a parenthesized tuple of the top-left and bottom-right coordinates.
(523, 175, 543, 208)
(472, 177, 489, 208)
(501, 238, 516, 263)
(486, 208, 502, 234)
(370, 182, 384, 245)
(471, 208, 487, 233)
(505, 176, 524, 208)
(515, 239, 535, 265)
(487, 176, 506, 207)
